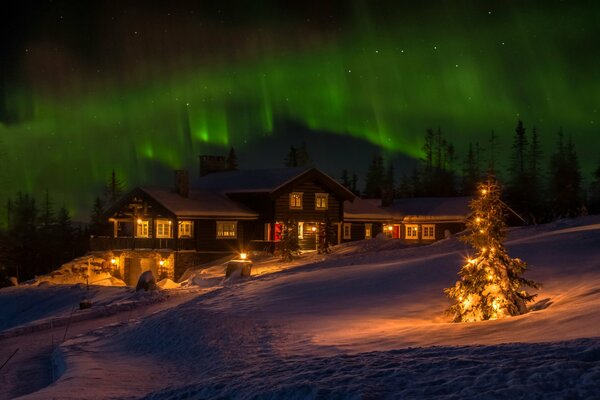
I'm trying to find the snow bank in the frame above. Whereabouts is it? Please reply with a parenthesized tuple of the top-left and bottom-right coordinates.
(26, 256, 126, 287)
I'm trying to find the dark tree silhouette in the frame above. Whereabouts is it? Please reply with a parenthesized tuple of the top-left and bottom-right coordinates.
(226, 147, 239, 171)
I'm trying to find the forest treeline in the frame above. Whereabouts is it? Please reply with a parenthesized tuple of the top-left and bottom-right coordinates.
(1, 121, 600, 284)
(339, 121, 600, 223)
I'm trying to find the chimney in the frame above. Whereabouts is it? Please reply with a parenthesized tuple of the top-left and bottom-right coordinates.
(199, 155, 226, 177)
(174, 170, 189, 197)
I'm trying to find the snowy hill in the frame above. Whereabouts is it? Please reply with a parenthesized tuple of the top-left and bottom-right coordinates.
(2, 216, 600, 399)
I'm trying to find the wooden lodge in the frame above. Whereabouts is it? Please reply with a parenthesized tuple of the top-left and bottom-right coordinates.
(90, 160, 472, 285)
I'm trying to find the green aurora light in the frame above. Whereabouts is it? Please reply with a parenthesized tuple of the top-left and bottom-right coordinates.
(0, 1, 599, 219)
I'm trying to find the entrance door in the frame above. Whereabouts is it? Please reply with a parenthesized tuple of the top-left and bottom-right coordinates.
(393, 225, 400, 239)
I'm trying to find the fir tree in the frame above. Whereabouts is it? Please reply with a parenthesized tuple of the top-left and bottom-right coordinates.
(284, 146, 298, 167)
(588, 160, 600, 214)
(548, 130, 583, 218)
(279, 219, 300, 262)
(445, 177, 539, 322)
(226, 147, 239, 171)
(505, 120, 531, 222)
(351, 172, 359, 195)
(104, 169, 125, 206)
(461, 142, 480, 195)
(296, 142, 312, 166)
(363, 154, 384, 198)
(39, 189, 55, 229)
(381, 161, 395, 206)
(340, 169, 351, 189)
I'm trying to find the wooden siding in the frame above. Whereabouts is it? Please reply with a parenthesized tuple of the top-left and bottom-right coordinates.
(274, 180, 343, 223)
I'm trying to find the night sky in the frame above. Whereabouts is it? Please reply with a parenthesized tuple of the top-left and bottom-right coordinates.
(1, 1, 599, 219)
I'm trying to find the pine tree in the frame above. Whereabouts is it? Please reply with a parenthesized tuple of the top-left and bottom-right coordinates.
(296, 142, 312, 167)
(40, 189, 55, 229)
(588, 160, 600, 214)
(461, 142, 480, 195)
(351, 172, 359, 195)
(284, 146, 298, 167)
(364, 154, 384, 198)
(340, 169, 351, 189)
(381, 161, 395, 206)
(445, 177, 539, 322)
(226, 147, 239, 171)
(279, 219, 300, 262)
(104, 169, 125, 206)
(548, 130, 583, 218)
(505, 120, 531, 222)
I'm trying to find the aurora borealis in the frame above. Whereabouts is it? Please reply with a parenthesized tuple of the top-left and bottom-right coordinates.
(1, 1, 599, 219)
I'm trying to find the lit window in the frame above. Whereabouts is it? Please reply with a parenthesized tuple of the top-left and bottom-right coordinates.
(137, 220, 149, 238)
(365, 223, 372, 239)
(315, 193, 328, 210)
(343, 223, 352, 239)
(298, 221, 304, 239)
(405, 224, 419, 239)
(289, 192, 303, 209)
(179, 221, 193, 238)
(422, 224, 435, 240)
(155, 220, 172, 238)
(217, 221, 237, 239)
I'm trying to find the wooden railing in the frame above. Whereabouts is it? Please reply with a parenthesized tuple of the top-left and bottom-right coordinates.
(90, 237, 196, 251)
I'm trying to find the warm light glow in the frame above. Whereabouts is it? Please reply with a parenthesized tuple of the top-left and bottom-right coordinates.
(137, 218, 143, 224)
(482, 247, 487, 252)
(159, 260, 165, 266)
(311, 226, 317, 232)
(487, 274, 493, 280)
(240, 252, 248, 260)
(481, 189, 488, 195)
(479, 229, 485, 233)
(387, 225, 393, 231)
(476, 217, 481, 223)
(110, 258, 117, 265)
(467, 258, 476, 264)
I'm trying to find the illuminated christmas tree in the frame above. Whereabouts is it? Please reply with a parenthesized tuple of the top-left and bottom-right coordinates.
(445, 177, 539, 322)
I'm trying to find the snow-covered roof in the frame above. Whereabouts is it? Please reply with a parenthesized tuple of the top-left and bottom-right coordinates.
(386, 197, 473, 221)
(140, 187, 259, 219)
(343, 198, 395, 221)
(194, 167, 312, 194)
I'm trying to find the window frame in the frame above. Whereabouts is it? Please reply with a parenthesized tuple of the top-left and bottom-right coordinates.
(343, 223, 352, 240)
(137, 220, 149, 238)
(298, 221, 304, 239)
(422, 224, 435, 240)
(315, 193, 329, 210)
(405, 224, 419, 239)
(178, 220, 194, 238)
(155, 219, 172, 238)
(289, 192, 303, 209)
(216, 221, 238, 239)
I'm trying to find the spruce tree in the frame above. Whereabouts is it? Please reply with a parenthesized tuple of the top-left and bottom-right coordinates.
(445, 177, 539, 322)
(284, 146, 298, 167)
(548, 131, 583, 218)
(363, 154, 384, 198)
(226, 147, 239, 171)
(505, 120, 531, 222)
(279, 219, 300, 262)
(296, 142, 312, 167)
(104, 169, 125, 206)
(340, 169, 351, 189)
(588, 160, 600, 214)
(461, 142, 480, 195)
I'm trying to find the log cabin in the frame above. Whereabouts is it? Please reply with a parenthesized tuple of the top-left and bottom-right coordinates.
(90, 158, 472, 284)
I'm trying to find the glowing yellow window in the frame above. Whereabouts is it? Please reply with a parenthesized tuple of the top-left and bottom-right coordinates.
(315, 193, 328, 210)
(289, 192, 303, 209)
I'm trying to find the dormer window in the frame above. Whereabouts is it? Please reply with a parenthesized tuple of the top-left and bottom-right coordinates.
(289, 192, 303, 209)
(315, 193, 328, 210)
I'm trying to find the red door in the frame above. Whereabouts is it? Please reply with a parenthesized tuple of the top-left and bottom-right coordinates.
(274, 223, 283, 241)
(393, 225, 400, 239)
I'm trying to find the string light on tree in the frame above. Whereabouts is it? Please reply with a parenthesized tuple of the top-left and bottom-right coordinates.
(445, 177, 539, 322)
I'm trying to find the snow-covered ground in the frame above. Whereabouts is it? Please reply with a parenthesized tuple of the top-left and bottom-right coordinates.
(1, 216, 599, 399)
